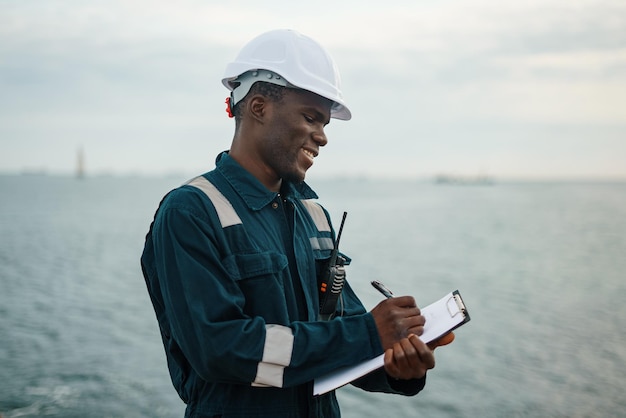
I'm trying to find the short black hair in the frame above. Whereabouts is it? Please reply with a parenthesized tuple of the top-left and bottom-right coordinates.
(233, 81, 286, 123)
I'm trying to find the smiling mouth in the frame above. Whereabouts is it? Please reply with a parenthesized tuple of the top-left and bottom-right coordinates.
(302, 149, 316, 160)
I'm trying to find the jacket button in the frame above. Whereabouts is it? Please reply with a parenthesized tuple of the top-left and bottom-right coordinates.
(272, 202, 279, 209)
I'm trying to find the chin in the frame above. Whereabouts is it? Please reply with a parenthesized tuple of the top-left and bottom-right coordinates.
(283, 170, 307, 184)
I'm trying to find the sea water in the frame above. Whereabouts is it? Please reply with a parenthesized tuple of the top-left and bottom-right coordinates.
(1, 175, 625, 418)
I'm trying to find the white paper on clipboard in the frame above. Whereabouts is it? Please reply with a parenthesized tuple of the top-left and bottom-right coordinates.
(313, 290, 469, 396)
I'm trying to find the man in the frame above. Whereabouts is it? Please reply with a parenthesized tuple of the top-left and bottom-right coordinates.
(141, 29, 453, 417)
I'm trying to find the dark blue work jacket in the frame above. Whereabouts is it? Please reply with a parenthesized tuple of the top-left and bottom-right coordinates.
(141, 152, 424, 417)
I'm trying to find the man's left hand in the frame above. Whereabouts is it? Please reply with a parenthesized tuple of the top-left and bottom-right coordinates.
(383, 334, 435, 380)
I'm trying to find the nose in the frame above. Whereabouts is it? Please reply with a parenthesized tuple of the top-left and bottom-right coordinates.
(313, 129, 328, 147)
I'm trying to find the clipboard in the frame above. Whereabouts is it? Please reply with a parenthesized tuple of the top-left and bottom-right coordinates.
(313, 290, 470, 395)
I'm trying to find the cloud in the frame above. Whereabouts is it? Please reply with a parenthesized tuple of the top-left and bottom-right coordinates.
(1, 0, 625, 178)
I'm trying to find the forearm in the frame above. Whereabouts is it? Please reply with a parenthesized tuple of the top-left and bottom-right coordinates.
(165, 293, 383, 388)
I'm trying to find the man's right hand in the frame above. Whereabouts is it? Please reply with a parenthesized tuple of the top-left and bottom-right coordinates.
(370, 296, 426, 350)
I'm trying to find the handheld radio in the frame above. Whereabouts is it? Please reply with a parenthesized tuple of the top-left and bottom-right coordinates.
(318, 211, 348, 320)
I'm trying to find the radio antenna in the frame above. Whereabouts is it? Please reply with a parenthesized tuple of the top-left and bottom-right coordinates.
(335, 211, 347, 250)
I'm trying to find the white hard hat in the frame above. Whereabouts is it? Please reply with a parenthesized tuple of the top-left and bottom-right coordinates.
(222, 29, 351, 121)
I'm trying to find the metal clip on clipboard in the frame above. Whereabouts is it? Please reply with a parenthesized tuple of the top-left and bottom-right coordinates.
(446, 290, 470, 327)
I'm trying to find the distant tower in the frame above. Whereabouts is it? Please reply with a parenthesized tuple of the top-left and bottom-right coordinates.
(76, 146, 85, 179)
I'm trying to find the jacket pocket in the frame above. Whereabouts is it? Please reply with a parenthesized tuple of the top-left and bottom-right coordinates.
(222, 251, 290, 320)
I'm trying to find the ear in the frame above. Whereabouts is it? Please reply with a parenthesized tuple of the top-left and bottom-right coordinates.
(247, 94, 269, 124)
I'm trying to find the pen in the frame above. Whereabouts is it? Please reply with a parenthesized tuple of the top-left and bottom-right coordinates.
(371, 280, 394, 299)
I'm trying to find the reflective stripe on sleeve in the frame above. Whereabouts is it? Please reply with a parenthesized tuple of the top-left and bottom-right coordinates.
(186, 176, 242, 228)
(252, 324, 294, 388)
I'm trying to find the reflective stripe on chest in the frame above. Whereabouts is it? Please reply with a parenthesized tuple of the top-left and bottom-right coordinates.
(187, 176, 242, 227)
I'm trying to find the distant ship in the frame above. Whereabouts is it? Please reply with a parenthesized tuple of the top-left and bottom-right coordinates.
(434, 174, 494, 185)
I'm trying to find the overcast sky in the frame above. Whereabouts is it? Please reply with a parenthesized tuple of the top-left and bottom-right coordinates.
(1, 0, 625, 180)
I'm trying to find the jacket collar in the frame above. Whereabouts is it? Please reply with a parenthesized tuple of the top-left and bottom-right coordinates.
(215, 151, 318, 211)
